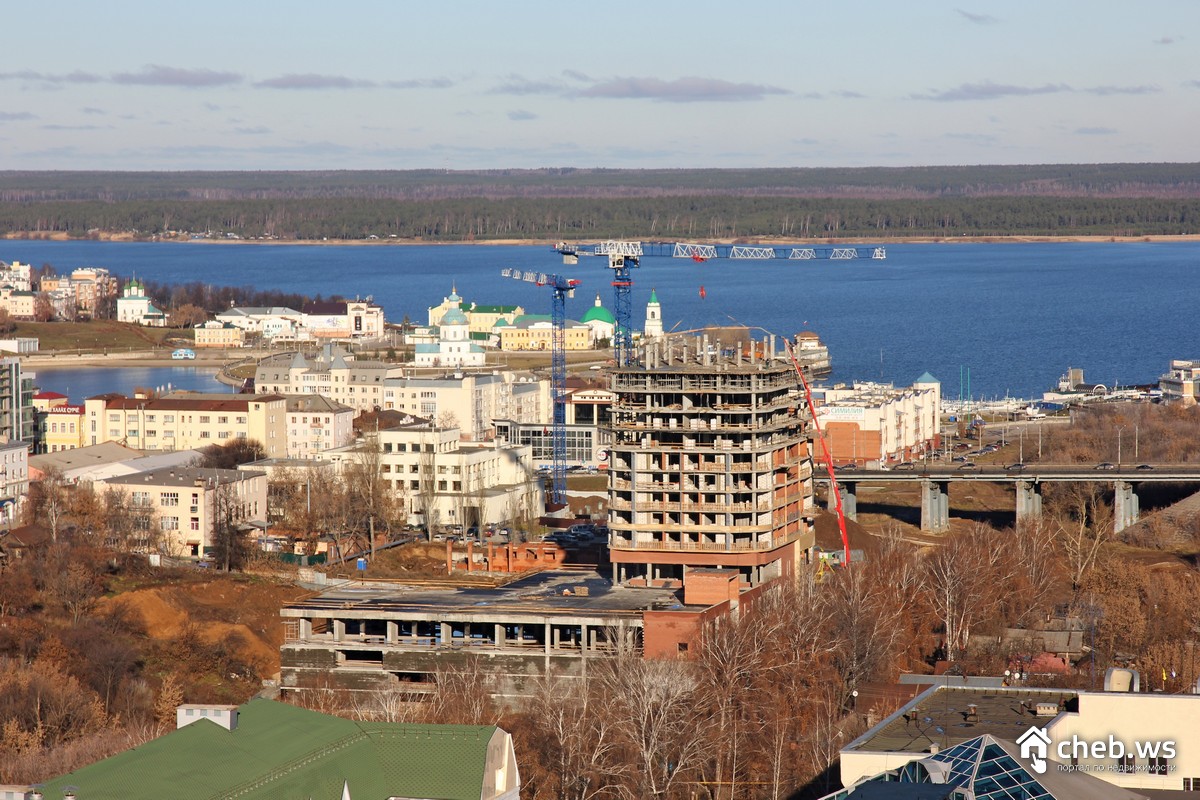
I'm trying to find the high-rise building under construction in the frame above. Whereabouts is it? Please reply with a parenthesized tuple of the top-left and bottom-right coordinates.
(606, 332, 817, 589)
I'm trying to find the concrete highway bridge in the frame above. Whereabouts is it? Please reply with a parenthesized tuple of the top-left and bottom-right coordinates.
(816, 464, 1200, 533)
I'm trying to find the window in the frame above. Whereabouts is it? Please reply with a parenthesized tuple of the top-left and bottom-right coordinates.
(109, 413, 120, 422)
(1117, 754, 1135, 774)
(132, 491, 151, 507)
(109, 428, 120, 438)
(237, 416, 247, 424)
(164, 430, 174, 438)
(51, 422, 58, 433)
(146, 430, 157, 438)
(199, 416, 210, 424)
(164, 415, 175, 423)
(218, 416, 228, 424)
(190, 518, 200, 531)
(200, 431, 211, 439)
(146, 414, 156, 422)
(1149, 756, 1168, 775)
(161, 492, 179, 507)
(161, 516, 179, 531)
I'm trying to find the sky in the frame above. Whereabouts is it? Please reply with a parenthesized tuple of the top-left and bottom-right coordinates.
(1, 1, 1198, 171)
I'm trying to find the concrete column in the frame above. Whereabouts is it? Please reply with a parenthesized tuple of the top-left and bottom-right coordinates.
(1015, 480, 1042, 521)
(495, 623, 505, 648)
(827, 481, 857, 521)
(544, 622, 552, 654)
(439, 622, 450, 646)
(386, 621, 398, 644)
(920, 480, 950, 533)
(332, 619, 345, 642)
(1114, 480, 1140, 533)
(299, 618, 312, 640)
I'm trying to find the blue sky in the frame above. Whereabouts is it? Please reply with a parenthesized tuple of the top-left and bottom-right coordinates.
(1, 1, 1197, 171)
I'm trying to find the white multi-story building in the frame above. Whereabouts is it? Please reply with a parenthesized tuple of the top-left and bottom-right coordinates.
(0, 261, 32, 292)
(815, 372, 942, 465)
(254, 346, 401, 413)
(283, 395, 355, 458)
(0, 440, 30, 525)
(325, 420, 541, 529)
(379, 372, 549, 441)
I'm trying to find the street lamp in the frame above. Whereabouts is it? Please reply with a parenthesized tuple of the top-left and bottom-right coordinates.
(1116, 426, 1124, 466)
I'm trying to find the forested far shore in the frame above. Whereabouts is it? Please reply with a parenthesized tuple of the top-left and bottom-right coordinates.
(1, 195, 1199, 242)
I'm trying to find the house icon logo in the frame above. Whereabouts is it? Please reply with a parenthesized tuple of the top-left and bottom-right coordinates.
(1017, 725, 1052, 774)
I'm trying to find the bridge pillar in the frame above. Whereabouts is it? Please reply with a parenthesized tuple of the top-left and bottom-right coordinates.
(920, 480, 950, 533)
(1015, 480, 1042, 522)
(826, 481, 857, 521)
(1114, 480, 1140, 533)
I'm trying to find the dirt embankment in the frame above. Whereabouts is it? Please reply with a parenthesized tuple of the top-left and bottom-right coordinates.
(101, 578, 308, 678)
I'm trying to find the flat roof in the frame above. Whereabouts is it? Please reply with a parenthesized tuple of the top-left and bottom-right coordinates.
(283, 570, 684, 619)
(848, 685, 1079, 754)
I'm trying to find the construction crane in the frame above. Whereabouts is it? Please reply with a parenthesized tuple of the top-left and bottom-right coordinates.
(558, 240, 642, 365)
(501, 268, 580, 507)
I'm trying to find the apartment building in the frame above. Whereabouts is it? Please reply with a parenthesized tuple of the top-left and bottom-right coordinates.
(215, 306, 305, 340)
(815, 373, 942, 465)
(253, 346, 399, 413)
(0, 261, 32, 292)
(0, 285, 35, 319)
(100, 466, 267, 557)
(380, 372, 549, 441)
(0, 440, 29, 526)
(606, 333, 817, 590)
(39, 403, 85, 453)
(284, 394, 354, 458)
(0, 357, 36, 444)
(493, 378, 614, 467)
(324, 419, 541, 529)
(83, 393, 288, 458)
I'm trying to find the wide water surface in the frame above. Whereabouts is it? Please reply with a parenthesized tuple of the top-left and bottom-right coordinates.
(4, 240, 1197, 399)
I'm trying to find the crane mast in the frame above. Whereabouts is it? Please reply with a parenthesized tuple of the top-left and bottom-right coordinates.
(501, 268, 580, 506)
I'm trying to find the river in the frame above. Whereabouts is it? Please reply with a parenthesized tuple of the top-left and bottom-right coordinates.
(3, 239, 1198, 399)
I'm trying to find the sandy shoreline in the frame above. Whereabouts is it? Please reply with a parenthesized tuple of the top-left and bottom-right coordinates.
(7, 232, 1200, 246)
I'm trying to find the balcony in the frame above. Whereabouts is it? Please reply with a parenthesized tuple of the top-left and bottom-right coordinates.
(608, 530, 802, 552)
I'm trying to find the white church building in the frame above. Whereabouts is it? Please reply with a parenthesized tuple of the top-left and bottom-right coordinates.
(414, 288, 486, 368)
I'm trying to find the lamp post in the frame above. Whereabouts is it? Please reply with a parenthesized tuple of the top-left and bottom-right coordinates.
(1116, 426, 1124, 466)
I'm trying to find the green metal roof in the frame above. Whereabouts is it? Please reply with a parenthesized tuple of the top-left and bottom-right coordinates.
(37, 699, 498, 800)
(915, 371, 940, 384)
(580, 304, 615, 325)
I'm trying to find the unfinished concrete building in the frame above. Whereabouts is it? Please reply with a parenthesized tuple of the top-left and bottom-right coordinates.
(607, 332, 817, 589)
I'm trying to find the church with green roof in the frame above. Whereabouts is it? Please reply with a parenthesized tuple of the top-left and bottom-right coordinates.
(25, 699, 519, 800)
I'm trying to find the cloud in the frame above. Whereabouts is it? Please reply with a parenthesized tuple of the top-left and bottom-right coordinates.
(254, 73, 374, 89)
(1154, 36, 1175, 45)
(578, 76, 790, 102)
(489, 74, 567, 95)
(833, 90, 865, 99)
(41, 123, 106, 131)
(943, 132, 997, 143)
(562, 69, 593, 83)
(0, 69, 103, 84)
(81, 107, 105, 115)
(233, 125, 271, 135)
(956, 9, 999, 24)
(383, 78, 453, 89)
(507, 109, 537, 121)
(1188, 80, 1200, 89)
(911, 81, 1070, 101)
(1075, 126, 1116, 135)
(0, 111, 36, 121)
(1085, 84, 1159, 96)
(112, 65, 242, 87)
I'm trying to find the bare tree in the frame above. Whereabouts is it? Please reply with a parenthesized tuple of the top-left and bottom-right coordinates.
(529, 671, 629, 800)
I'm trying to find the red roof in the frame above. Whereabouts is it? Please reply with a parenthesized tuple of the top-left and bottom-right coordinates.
(34, 391, 68, 400)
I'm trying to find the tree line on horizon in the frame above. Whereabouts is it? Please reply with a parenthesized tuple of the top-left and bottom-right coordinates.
(1, 194, 1198, 241)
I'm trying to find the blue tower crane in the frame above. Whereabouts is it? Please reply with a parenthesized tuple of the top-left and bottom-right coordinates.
(558, 240, 642, 365)
(501, 268, 580, 506)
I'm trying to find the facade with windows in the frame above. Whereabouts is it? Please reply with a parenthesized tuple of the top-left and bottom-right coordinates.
(379, 372, 549, 441)
(39, 404, 85, 453)
(254, 346, 399, 413)
(100, 466, 267, 557)
(83, 393, 288, 458)
(0, 357, 36, 444)
(284, 394, 354, 458)
(324, 421, 541, 530)
(193, 320, 246, 348)
(0, 440, 29, 526)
